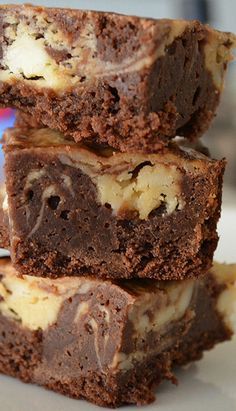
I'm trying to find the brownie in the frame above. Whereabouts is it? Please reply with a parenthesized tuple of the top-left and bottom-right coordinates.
(1, 126, 225, 280)
(0, 5, 235, 152)
(0, 258, 235, 407)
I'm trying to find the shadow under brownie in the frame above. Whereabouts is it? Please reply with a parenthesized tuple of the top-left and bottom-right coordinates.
(0, 4, 235, 152)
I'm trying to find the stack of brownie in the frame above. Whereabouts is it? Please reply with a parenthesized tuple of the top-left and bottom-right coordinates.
(0, 4, 236, 408)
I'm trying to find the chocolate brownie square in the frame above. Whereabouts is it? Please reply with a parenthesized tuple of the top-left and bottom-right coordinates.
(0, 258, 235, 407)
(1, 126, 225, 280)
(0, 4, 235, 152)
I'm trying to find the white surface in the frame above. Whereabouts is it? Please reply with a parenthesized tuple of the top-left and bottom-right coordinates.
(0, 207, 235, 411)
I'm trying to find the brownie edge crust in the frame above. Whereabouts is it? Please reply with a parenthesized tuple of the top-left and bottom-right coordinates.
(1, 127, 225, 280)
(0, 4, 235, 152)
(0, 259, 235, 407)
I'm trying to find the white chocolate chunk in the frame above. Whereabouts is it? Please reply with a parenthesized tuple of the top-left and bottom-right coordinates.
(5, 34, 54, 81)
(0, 262, 93, 330)
(96, 163, 184, 219)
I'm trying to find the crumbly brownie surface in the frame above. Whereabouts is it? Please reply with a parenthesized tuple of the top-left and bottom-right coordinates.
(1, 127, 225, 279)
(0, 4, 235, 152)
(0, 259, 235, 407)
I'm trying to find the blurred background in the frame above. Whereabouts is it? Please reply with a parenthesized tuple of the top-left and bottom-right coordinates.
(0, 0, 235, 205)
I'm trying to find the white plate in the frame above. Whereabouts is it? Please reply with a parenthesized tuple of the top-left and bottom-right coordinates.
(0, 207, 235, 411)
